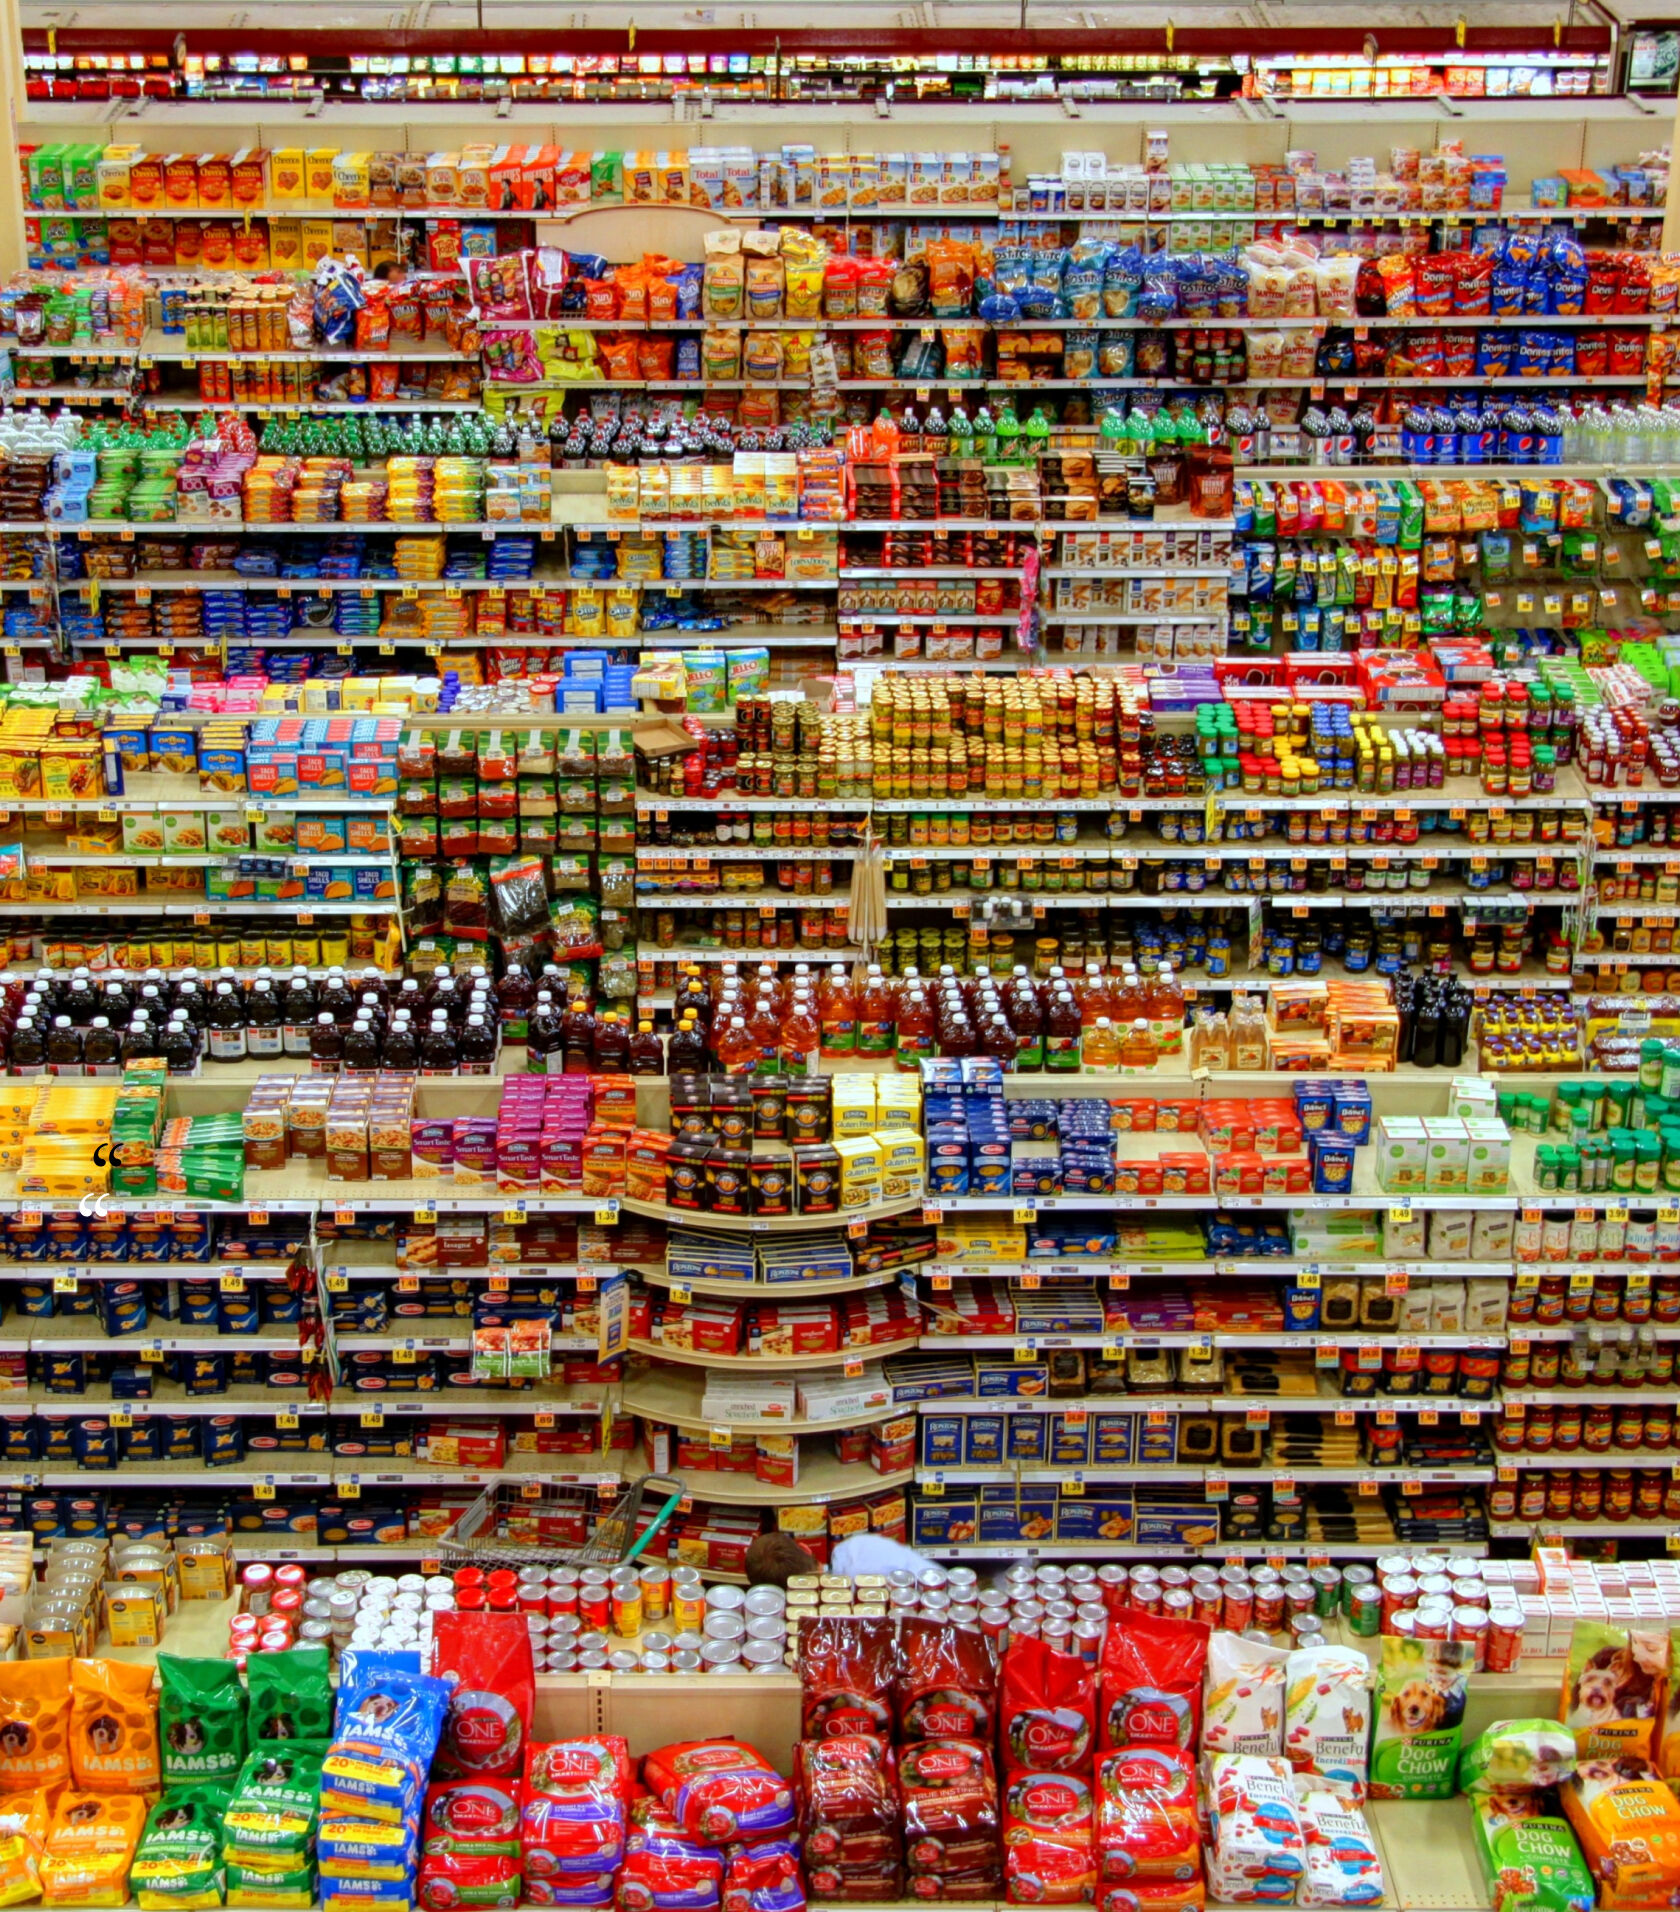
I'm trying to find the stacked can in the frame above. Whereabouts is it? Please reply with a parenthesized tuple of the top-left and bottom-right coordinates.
(1373, 1553, 1522, 1670)
(783, 1565, 982, 1666)
(228, 1561, 311, 1664)
(229, 1565, 459, 1668)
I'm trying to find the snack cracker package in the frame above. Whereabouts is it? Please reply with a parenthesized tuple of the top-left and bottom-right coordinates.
(1003, 1771, 1096, 1905)
(1100, 1612, 1210, 1753)
(797, 1620, 897, 1742)
(1562, 1754, 1680, 1904)
(159, 1656, 248, 1790)
(1093, 1747, 1199, 1884)
(1202, 1634, 1287, 1760)
(431, 1613, 534, 1781)
(131, 1785, 231, 1911)
(1202, 1754, 1305, 1905)
(1560, 1622, 1669, 1761)
(39, 1792, 148, 1909)
(1284, 1647, 1372, 1798)
(641, 1743, 793, 1848)
(1367, 1636, 1472, 1801)
(1296, 1787, 1384, 1908)
(1460, 1722, 1578, 1796)
(1470, 1793, 1593, 1912)
(0, 1662, 70, 1794)
(69, 1660, 159, 1795)
(1000, 1634, 1095, 1778)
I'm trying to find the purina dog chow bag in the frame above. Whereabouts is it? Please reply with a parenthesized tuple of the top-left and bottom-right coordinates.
(1367, 1636, 1472, 1801)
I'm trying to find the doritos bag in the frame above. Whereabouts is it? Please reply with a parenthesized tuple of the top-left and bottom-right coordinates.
(895, 1617, 999, 1744)
(798, 1618, 898, 1741)
(432, 1612, 534, 1781)
(1000, 1633, 1096, 1778)
(641, 1743, 793, 1848)
(1098, 1612, 1210, 1753)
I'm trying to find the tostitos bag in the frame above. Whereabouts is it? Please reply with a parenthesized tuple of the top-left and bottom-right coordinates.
(1001, 1634, 1095, 1778)
(1100, 1612, 1210, 1753)
(1202, 1634, 1287, 1761)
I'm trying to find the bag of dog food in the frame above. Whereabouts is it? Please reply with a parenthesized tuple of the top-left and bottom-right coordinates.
(416, 1849, 522, 1912)
(1296, 1787, 1384, 1908)
(1003, 1771, 1096, 1905)
(424, 1777, 523, 1859)
(642, 1742, 793, 1849)
(1203, 1754, 1306, 1904)
(222, 1744, 326, 1872)
(318, 1811, 419, 1882)
(69, 1659, 159, 1795)
(794, 1736, 901, 1902)
(1560, 1621, 1669, 1761)
(1563, 1753, 1680, 1901)
(1094, 1747, 1199, 1884)
(321, 1662, 450, 1826)
(1095, 1885, 1206, 1912)
(895, 1618, 998, 1743)
(521, 1739, 630, 1881)
(1100, 1612, 1210, 1753)
(1284, 1647, 1372, 1798)
(899, 1739, 1000, 1895)
(1202, 1634, 1288, 1761)
(39, 1793, 148, 1909)
(432, 1613, 534, 1782)
(247, 1647, 333, 1746)
(159, 1657, 247, 1790)
(1470, 1793, 1594, 1912)
(1001, 1634, 1096, 1778)
(0, 1790, 50, 1907)
(615, 1798, 722, 1912)
(798, 1620, 898, 1742)
(721, 1838, 803, 1912)
(1367, 1636, 1472, 1801)
(1460, 1721, 1578, 1796)
(0, 1661, 70, 1794)
(224, 1858, 315, 1911)
(131, 1785, 231, 1910)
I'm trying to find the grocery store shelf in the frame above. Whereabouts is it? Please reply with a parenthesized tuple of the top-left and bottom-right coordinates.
(627, 1335, 919, 1370)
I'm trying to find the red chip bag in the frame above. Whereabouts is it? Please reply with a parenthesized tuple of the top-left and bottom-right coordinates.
(1098, 1611, 1210, 1753)
(896, 1617, 999, 1743)
(642, 1741, 794, 1847)
(1003, 1771, 1097, 1905)
(433, 1611, 535, 1779)
(417, 1848, 523, 1912)
(1094, 1747, 1199, 1884)
(798, 1619, 898, 1740)
(1000, 1634, 1095, 1778)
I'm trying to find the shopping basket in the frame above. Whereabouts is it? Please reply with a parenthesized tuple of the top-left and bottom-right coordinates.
(440, 1472, 687, 1572)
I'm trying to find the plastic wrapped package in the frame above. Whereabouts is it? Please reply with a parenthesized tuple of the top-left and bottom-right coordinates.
(795, 1736, 901, 1903)
(641, 1744, 793, 1849)
(1283, 1648, 1372, 1797)
(1002, 1771, 1096, 1905)
(897, 1620, 999, 1743)
(1202, 1754, 1305, 1905)
(1469, 1793, 1593, 1912)
(1099, 1612, 1210, 1753)
(1202, 1634, 1287, 1760)
(131, 1786, 231, 1912)
(522, 1739, 631, 1887)
(614, 1798, 722, 1912)
(1296, 1788, 1383, 1907)
(1000, 1635, 1095, 1778)
(798, 1621, 898, 1740)
(1093, 1747, 1200, 1885)
(1561, 1756, 1680, 1906)
(899, 1739, 1000, 1898)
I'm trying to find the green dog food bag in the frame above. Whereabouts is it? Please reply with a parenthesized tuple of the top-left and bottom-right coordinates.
(159, 1655, 247, 1787)
(246, 1646, 333, 1745)
(1367, 1634, 1472, 1800)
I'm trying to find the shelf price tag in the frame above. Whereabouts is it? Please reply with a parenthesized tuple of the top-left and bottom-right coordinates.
(277, 1407, 300, 1430)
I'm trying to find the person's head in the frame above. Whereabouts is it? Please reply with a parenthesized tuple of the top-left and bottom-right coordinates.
(744, 1531, 817, 1589)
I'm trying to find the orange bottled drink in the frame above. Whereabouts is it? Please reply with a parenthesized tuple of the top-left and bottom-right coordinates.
(1083, 1016, 1121, 1070)
(895, 986, 935, 1071)
(716, 1014, 757, 1075)
(1113, 965, 1144, 1028)
(1119, 1016, 1156, 1068)
(857, 963, 896, 1056)
(780, 989, 819, 1075)
(1077, 961, 1114, 1028)
(1149, 966, 1184, 1058)
(748, 989, 782, 1072)
(818, 963, 857, 1058)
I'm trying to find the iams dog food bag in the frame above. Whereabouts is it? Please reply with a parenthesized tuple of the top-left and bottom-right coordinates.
(69, 1660, 159, 1796)
(1560, 1621, 1669, 1761)
(1367, 1637, 1472, 1800)
(158, 1657, 247, 1790)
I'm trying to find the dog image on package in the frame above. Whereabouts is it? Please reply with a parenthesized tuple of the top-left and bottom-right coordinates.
(1561, 1622, 1669, 1761)
(1561, 1754, 1680, 1907)
(1470, 1792, 1594, 1912)
(1367, 1637, 1472, 1801)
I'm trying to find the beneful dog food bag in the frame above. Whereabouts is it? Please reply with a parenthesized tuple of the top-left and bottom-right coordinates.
(1203, 1753, 1305, 1903)
(1202, 1633, 1287, 1760)
(1284, 1647, 1372, 1798)
(1296, 1787, 1384, 1908)
(1469, 1793, 1594, 1912)
(0, 1660, 71, 1793)
(1562, 1754, 1680, 1903)
(1560, 1622, 1669, 1761)
(1368, 1637, 1472, 1800)
(69, 1659, 159, 1795)
(159, 1656, 247, 1789)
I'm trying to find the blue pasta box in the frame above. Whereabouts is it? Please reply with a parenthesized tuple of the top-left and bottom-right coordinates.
(911, 1496, 978, 1548)
(887, 1353, 977, 1403)
(1091, 1412, 1134, 1464)
(962, 1415, 1005, 1467)
(975, 1355, 1049, 1397)
(1053, 1492, 1134, 1542)
(1310, 1133, 1356, 1195)
(38, 1419, 74, 1461)
(0, 1415, 37, 1461)
(919, 1415, 963, 1468)
(1137, 1422, 1178, 1466)
(978, 1485, 1058, 1544)
(1284, 1284, 1322, 1330)
(1332, 1081, 1373, 1145)
(1006, 1413, 1048, 1464)
(927, 1144, 970, 1197)
(971, 1147, 1011, 1197)
(1048, 1413, 1092, 1466)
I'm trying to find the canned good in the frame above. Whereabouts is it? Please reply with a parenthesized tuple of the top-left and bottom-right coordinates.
(639, 1562, 672, 1623)
(671, 1651, 703, 1676)
(1346, 1583, 1382, 1639)
(1451, 1606, 1489, 1668)
(1485, 1605, 1524, 1674)
(1310, 1566, 1342, 1618)
(1071, 1619, 1104, 1665)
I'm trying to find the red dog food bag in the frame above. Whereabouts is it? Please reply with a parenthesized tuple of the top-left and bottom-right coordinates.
(722, 1839, 804, 1912)
(1001, 1634, 1096, 1778)
(642, 1742, 794, 1847)
(1095, 1881, 1207, 1912)
(797, 1619, 898, 1741)
(896, 1618, 1000, 1744)
(1003, 1770, 1097, 1905)
(521, 1738, 632, 1882)
(794, 1736, 902, 1903)
(1094, 1747, 1200, 1884)
(899, 1738, 1001, 1895)
(416, 1847, 524, 1911)
(617, 1798, 724, 1912)
(423, 1776, 523, 1856)
(432, 1611, 536, 1780)
(1099, 1611, 1210, 1753)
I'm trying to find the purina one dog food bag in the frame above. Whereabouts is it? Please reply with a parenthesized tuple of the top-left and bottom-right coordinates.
(1367, 1637, 1472, 1801)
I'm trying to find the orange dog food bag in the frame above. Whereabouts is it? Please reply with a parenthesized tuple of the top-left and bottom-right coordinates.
(0, 1661, 71, 1794)
(69, 1661, 159, 1795)
(40, 1792, 148, 1908)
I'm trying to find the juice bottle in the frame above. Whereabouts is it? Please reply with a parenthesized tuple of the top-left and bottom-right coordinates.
(716, 1014, 756, 1075)
(1045, 987, 1082, 1072)
(421, 1015, 458, 1072)
(748, 989, 783, 1071)
(1007, 973, 1045, 1070)
(527, 991, 563, 1073)
(1190, 1005, 1230, 1073)
(857, 964, 896, 1056)
(982, 1014, 1018, 1069)
(208, 984, 247, 1063)
(120, 1014, 153, 1067)
(819, 963, 858, 1058)
(780, 990, 819, 1075)
(83, 1017, 121, 1074)
(247, 980, 284, 1058)
(561, 995, 596, 1072)
(343, 1018, 381, 1073)
(497, 962, 536, 1037)
(310, 1012, 343, 1072)
(1118, 1017, 1155, 1069)
(1084, 1017, 1121, 1070)
(282, 972, 317, 1056)
(1149, 966, 1184, 1057)
(629, 1020, 665, 1075)
(675, 967, 711, 1030)
(668, 1015, 707, 1074)
(592, 1010, 629, 1072)
(9, 1015, 42, 1073)
(47, 1015, 84, 1075)
(382, 1014, 420, 1070)
(1230, 992, 1268, 1070)
(1077, 962, 1113, 1028)
(895, 986, 935, 1071)
(161, 1015, 197, 1075)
